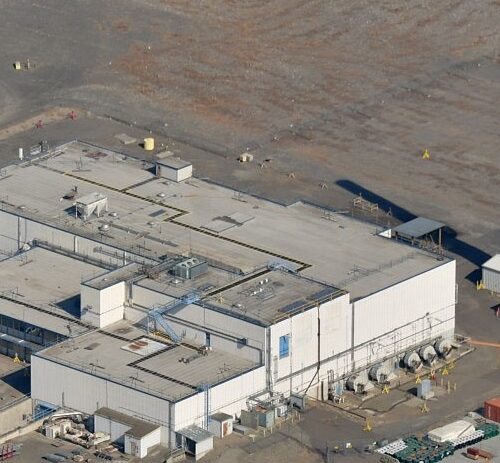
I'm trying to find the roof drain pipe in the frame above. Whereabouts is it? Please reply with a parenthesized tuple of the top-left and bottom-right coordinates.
(304, 304, 321, 396)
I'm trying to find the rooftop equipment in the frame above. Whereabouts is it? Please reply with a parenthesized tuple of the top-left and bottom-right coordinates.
(482, 254, 500, 293)
(346, 373, 371, 394)
(173, 257, 208, 280)
(75, 193, 108, 220)
(403, 350, 423, 372)
(419, 344, 438, 366)
(369, 363, 391, 384)
(434, 338, 452, 358)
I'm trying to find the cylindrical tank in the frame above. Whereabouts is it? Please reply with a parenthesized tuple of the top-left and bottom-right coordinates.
(434, 338, 452, 358)
(346, 373, 368, 394)
(403, 351, 422, 372)
(419, 345, 437, 365)
(369, 363, 391, 383)
(144, 137, 155, 151)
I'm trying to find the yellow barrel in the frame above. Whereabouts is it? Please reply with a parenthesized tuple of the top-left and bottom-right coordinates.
(144, 138, 155, 151)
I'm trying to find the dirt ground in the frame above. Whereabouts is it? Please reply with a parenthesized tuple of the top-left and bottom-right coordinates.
(0, 1, 499, 461)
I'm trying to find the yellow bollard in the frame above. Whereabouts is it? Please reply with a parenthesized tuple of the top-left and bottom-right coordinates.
(382, 384, 390, 394)
(13, 353, 21, 364)
(363, 419, 372, 432)
(421, 401, 430, 413)
(442, 366, 449, 376)
(422, 149, 431, 160)
(415, 374, 422, 384)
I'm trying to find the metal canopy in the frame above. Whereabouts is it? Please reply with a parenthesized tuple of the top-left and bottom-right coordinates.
(392, 217, 445, 239)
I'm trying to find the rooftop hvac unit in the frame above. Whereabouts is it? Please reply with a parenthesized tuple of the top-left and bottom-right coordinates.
(346, 373, 370, 394)
(369, 363, 391, 384)
(403, 351, 422, 373)
(172, 257, 208, 279)
(434, 338, 452, 359)
(419, 344, 437, 366)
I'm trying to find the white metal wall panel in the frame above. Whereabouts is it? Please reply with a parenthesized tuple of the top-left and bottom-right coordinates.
(177, 166, 193, 182)
(483, 268, 500, 293)
(351, 260, 455, 368)
(269, 294, 351, 387)
(140, 428, 161, 456)
(0, 211, 20, 253)
(0, 210, 147, 268)
(125, 429, 161, 458)
(131, 285, 174, 308)
(94, 415, 130, 443)
(31, 356, 172, 445)
(173, 366, 265, 430)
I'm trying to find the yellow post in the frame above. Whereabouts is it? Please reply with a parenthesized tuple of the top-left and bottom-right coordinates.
(13, 353, 21, 364)
(448, 360, 455, 370)
(382, 384, 390, 394)
(363, 418, 372, 432)
(422, 149, 430, 160)
(421, 401, 430, 413)
(415, 374, 422, 384)
(476, 280, 485, 290)
(442, 365, 449, 376)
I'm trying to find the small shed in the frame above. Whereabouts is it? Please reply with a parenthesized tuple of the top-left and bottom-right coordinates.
(75, 193, 108, 219)
(482, 255, 500, 294)
(155, 157, 192, 182)
(209, 413, 233, 438)
(94, 407, 161, 459)
(177, 425, 213, 461)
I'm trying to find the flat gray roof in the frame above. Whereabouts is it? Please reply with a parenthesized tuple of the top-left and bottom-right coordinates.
(156, 157, 192, 170)
(76, 192, 107, 206)
(37, 321, 260, 402)
(83, 263, 141, 290)
(392, 217, 445, 239)
(0, 355, 29, 409)
(201, 270, 345, 326)
(95, 407, 160, 438)
(0, 141, 451, 302)
(211, 412, 232, 422)
(0, 247, 104, 336)
(178, 424, 213, 442)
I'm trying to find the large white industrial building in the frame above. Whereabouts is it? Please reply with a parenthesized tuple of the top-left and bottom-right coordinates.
(0, 141, 455, 457)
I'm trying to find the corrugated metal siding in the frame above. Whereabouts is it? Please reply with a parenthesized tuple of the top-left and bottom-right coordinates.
(31, 355, 172, 444)
(174, 366, 265, 430)
(0, 212, 20, 253)
(352, 260, 455, 368)
(94, 415, 129, 443)
(483, 268, 500, 293)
